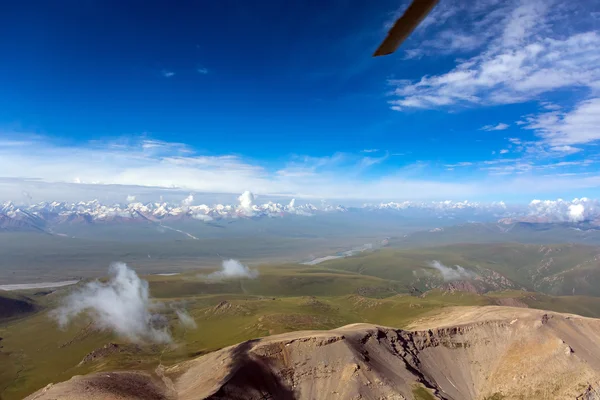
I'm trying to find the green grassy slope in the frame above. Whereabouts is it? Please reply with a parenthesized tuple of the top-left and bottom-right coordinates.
(321, 243, 600, 296)
(0, 293, 37, 322)
(389, 222, 600, 248)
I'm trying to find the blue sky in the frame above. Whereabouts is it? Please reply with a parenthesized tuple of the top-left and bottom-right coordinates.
(1, 0, 600, 202)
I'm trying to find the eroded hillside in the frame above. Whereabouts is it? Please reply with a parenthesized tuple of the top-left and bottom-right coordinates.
(26, 306, 600, 400)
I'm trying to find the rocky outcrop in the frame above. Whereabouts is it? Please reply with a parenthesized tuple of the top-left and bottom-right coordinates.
(437, 280, 485, 294)
(78, 343, 142, 366)
(204, 301, 250, 316)
(25, 306, 600, 400)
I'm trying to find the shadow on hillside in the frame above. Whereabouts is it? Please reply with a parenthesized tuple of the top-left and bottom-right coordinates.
(207, 339, 296, 400)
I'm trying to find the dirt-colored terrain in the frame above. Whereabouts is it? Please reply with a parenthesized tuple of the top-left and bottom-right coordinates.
(25, 306, 600, 399)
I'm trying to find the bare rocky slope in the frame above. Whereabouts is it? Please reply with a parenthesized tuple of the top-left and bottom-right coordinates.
(26, 306, 600, 400)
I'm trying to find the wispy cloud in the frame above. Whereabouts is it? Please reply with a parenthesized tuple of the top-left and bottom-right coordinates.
(362, 149, 379, 153)
(428, 261, 477, 281)
(402, 49, 424, 60)
(445, 161, 473, 168)
(161, 70, 175, 78)
(399, 0, 507, 57)
(197, 68, 208, 74)
(480, 123, 510, 131)
(388, 0, 600, 110)
(358, 152, 389, 169)
(499, 149, 509, 154)
(2, 135, 600, 201)
(549, 145, 582, 155)
(523, 98, 600, 146)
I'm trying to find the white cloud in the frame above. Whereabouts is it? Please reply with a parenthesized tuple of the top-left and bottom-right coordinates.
(182, 194, 194, 207)
(499, 149, 509, 154)
(500, 0, 548, 47)
(204, 259, 259, 280)
(549, 145, 582, 155)
(481, 123, 510, 131)
(175, 309, 197, 329)
(238, 190, 255, 216)
(399, 0, 508, 57)
(528, 198, 600, 223)
(359, 153, 388, 168)
(428, 260, 477, 281)
(2, 135, 600, 201)
(541, 102, 561, 111)
(197, 68, 208, 74)
(423, 31, 485, 53)
(568, 203, 585, 223)
(362, 149, 379, 153)
(192, 213, 214, 222)
(161, 70, 175, 78)
(523, 98, 600, 146)
(403, 49, 424, 60)
(389, 0, 600, 110)
(126, 195, 136, 202)
(445, 162, 473, 168)
(51, 262, 172, 343)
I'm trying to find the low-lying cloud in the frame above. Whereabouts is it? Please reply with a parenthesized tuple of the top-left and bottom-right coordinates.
(192, 213, 214, 222)
(428, 260, 477, 281)
(205, 259, 259, 279)
(51, 262, 191, 343)
(175, 309, 197, 329)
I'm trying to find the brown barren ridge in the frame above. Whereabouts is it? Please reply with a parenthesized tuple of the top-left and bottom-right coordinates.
(26, 306, 600, 400)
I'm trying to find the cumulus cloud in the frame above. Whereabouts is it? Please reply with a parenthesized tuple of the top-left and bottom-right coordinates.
(51, 262, 172, 343)
(528, 198, 600, 223)
(182, 194, 194, 207)
(568, 203, 585, 223)
(238, 191, 256, 216)
(428, 260, 477, 281)
(205, 259, 259, 280)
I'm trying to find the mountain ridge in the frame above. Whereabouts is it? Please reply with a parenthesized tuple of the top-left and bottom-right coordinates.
(24, 306, 600, 400)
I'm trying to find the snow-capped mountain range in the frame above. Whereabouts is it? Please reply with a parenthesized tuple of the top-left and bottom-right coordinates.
(1, 192, 599, 232)
(362, 200, 507, 212)
(0, 191, 343, 231)
(0, 192, 505, 232)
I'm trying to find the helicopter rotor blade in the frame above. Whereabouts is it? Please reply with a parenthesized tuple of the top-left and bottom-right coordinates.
(373, 0, 439, 57)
